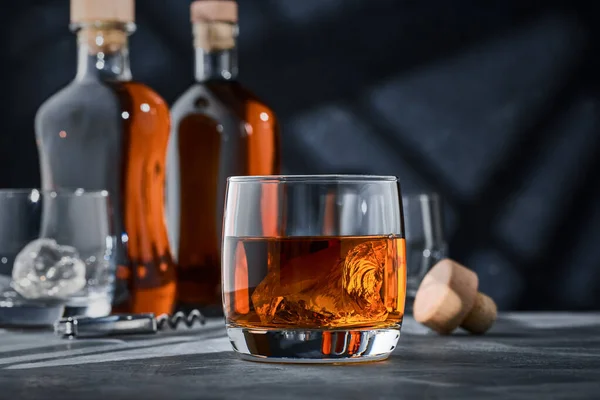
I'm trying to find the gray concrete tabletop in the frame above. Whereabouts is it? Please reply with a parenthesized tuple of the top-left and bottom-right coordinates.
(0, 313, 599, 399)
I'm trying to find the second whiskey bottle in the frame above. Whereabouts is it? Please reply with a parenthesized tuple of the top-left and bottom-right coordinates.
(167, 0, 281, 315)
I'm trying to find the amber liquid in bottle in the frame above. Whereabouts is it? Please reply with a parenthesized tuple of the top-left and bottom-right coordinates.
(167, 20, 280, 315)
(223, 236, 406, 330)
(35, 23, 175, 315)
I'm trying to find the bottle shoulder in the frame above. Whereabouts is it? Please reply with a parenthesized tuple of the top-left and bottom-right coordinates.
(119, 81, 169, 110)
(229, 82, 279, 122)
(36, 80, 168, 113)
(35, 81, 119, 127)
(35, 79, 170, 137)
(171, 85, 205, 111)
(171, 81, 278, 121)
(37, 81, 105, 112)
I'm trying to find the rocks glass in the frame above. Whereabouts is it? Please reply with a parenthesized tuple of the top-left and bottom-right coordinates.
(0, 189, 115, 326)
(222, 175, 407, 363)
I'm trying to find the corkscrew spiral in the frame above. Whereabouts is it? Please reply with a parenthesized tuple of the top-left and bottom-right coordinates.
(155, 309, 206, 330)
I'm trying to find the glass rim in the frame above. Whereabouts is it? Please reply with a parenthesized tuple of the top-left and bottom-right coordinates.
(0, 189, 109, 199)
(402, 192, 440, 201)
(227, 175, 398, 184)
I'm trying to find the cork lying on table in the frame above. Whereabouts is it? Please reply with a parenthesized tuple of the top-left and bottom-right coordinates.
(413, 259, 498, 335)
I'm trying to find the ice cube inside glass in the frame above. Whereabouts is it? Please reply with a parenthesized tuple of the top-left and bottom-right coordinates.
(0, 190, 115, 322)
(222, 175, 406, 363)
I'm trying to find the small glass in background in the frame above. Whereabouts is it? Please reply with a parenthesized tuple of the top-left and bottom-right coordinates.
(0, 189, 115, 327)
(403, 193, 447, 311)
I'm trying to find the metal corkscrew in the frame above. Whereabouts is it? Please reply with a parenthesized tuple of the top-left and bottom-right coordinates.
(54, 310, 207, 339)
(155, 310, 206, 330)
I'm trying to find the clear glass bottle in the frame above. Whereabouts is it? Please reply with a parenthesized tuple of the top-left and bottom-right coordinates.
(167, 0, 281, 315)
(35, 0, 176, 315)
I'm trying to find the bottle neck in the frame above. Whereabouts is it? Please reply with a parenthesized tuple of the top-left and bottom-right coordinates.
(193, 22, 238, 82)
(74, 23, 133, 82)
(195, 48, 238, 82)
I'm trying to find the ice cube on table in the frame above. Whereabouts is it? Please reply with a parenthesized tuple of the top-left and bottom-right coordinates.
(11, 238, 86, 300)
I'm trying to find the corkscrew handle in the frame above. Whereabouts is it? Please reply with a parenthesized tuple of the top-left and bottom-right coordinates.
(55, 313, 157, 338)
(54, 310, 207, 338)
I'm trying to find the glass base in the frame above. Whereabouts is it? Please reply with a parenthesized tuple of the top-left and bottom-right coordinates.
(63, 297, 112, 318)
(227, 326, 400, 364)
(0, 303, 65, 327)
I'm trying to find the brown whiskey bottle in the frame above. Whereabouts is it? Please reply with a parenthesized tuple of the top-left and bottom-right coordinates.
(167, 0, 281, 315)
(35, 0, 176, 316)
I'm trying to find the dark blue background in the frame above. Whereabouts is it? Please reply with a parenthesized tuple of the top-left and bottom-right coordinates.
(2, 0, 599, 310)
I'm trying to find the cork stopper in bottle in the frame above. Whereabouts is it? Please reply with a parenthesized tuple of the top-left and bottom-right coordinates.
(191, 1, 238, 23)
(193, 23, 236, 51)
(191, 1, 237, 51)
(71, 0, 135, 24)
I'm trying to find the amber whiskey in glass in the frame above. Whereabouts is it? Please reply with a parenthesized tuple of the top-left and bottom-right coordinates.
(223, 236, 406, 330)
